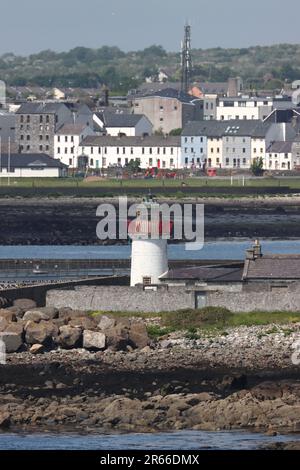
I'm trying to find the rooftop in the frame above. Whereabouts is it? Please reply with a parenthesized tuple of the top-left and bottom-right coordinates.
(267, 141, 293, 153)
(80, 135, 181, 147)
(161, 264, 243, 282)
(0, 153, 67, 169)
(182, 119, 271, 138)
(16, 102, 67, 115)
(243, 253, 300, 280)
(95, 111, 148, 128)
(56, 123, 89, 135)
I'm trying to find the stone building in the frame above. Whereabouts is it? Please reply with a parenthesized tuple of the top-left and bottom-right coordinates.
(15, 102, 73, 157)
(131, 88, 203, 134)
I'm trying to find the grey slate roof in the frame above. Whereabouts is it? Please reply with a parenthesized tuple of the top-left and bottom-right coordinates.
(267, 141, 293, 153)
(16, 102, 67, 114)
(182, 120, 272, 138)
(243, 254, 300, 280)
(80, 135, 181, 147)
(97, 112, 147, 128)
(135, 87, 201, 104)
(0, 153, 67, 169)
(57, 123, 89, 135)
(161, 265, 243, 282)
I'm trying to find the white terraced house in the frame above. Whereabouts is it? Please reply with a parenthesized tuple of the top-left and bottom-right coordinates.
(79, 135, 182, 170)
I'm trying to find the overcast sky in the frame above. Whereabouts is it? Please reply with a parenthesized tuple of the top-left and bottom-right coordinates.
(1, 0, 300, 55)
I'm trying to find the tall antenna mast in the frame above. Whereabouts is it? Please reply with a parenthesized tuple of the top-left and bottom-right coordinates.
(181, 23, 192, 94)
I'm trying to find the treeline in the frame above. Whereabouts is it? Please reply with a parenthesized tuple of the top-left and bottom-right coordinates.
(1, 43, 300, 92)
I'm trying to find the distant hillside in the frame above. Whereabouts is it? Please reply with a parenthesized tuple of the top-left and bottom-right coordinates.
(1, 43, 300, 93)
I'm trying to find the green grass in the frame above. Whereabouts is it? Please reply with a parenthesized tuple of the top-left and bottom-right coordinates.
(1, 176, 300, 189)
(90, 307, 300, 333)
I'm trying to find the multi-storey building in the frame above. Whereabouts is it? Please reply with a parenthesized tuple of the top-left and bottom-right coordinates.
(79, 136, 182, 170)
(54, 123, 96, 168)
(130, 88, 203, 134)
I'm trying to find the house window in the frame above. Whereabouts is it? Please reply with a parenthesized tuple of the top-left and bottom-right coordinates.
(104, 147, 107, 154)
(40, 115, 43, 123)
(20, 115, 24, 123)
(123, 147, 126, 155)
(184, 137, 188, 143)
(211, 148, 214, 153)
(26, 145, 30, 151)
(20, 135, 24, 141)
(69, 158, 72, 166)
(170, 158, 174, 166)
(39, 135, 43, 141)
(163, 148, 166, 155)
(98, 147, 101, 154)
(200, 137, 203, 143)
(162, 161, 166, 168)
(57, 147, 60, 154)
(243, 158, 247, 165)
(160, 106, 164, 110)
(191, 137, 194, 143)
(157, 148, 160, 155)
(39, 145, 43, 151)
(185, 148, 188, 153)
(149, 148, 153, 155)
(117, 147, 120, 154)
(26, 135, 30, 141)
(143, 277, 152, 286)
(142, 148, 145, 154)
(243, 148, 246, 153)
(185, 157, 188, 164)
(57, 136, 60, 142)
(226, 158, 229, 166)
(91, 147, 94, 154)
(65, 136, 68, 143)
(46, 115, 50, 123)
(217, 148, 220, 153)
(160, 118, 164, 122)
(71, 136, 74, 143)
(149, 158, 153, 166)
(253, 148, 257, 153)
(125, 158, 128, 165)
(170, 148, 174, 155)
(65, 148, 68, 154)
(131, 148, 134, 155)
(90, 158, 94, 166)
(102, 158, 107, 166)
(46, 145, 49, 151)
(117, 158, 121, 164)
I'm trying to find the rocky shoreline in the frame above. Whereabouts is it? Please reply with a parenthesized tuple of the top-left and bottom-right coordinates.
(1, 300, 300, 436)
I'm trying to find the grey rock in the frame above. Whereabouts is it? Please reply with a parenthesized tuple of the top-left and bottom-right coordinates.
(0, 332, 22, 353)
(97, 315, 116, 331)
(25, 320, 58, 346)
(23, 311, 50, 323)
(57, 326, 82, 349)
(83, 330, 106, 350)
(13, 299, 37, 312)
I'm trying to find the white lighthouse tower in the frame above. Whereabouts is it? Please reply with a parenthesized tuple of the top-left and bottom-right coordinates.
(130, 194, 170, 287)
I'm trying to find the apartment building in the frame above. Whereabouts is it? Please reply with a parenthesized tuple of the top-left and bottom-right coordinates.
(93, 111, 153, 137)
(216, 97, 274, 121)
(79, 135, 182, 170)
(54, 123, 96, 168)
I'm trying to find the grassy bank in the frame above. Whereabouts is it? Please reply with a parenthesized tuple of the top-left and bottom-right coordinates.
(91, 307, 300, 338)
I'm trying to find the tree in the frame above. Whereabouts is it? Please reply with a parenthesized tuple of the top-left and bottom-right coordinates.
(251, 157, 264, 176)
(169, 128, 182, 136)
(126, 158, 141, 173)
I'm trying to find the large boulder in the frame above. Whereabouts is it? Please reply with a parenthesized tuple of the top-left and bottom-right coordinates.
(128, 321, 150, 349)
(58, 308, 88, 322)
(0, 310, 16, 323)
(68, 317, 97, 331)
(0, 317, 8, 333)
(25, 320, 58, 346)
(105, 324, 129, 351)
(5, 322, 24, 337)
(97, 316, 116, 331)
(0, 332, 23, 353)
(24, 307, 58, 322)
(83, 330, 106, 350)
(57, 326, 82, 349)
(13, 299, 37, 312)
(23, 310, 51, 323)
(4, 306, 24, 319)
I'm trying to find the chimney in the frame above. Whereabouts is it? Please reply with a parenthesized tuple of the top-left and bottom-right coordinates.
(246, 239, 262, 260)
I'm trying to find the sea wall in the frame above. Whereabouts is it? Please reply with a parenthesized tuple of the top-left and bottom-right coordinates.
(46, 283, 300, 313)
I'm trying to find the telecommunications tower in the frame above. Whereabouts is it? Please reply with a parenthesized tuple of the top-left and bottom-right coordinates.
(181, 24, 192, 94)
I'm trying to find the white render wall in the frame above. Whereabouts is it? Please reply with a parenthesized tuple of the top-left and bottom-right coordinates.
(265, 152, 293, 170)
(80, 144, 182, 169)
(0, 168, 62, 177)
(54, 126, 95, 168)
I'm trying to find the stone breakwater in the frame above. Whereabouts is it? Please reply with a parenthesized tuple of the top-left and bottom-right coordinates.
(1, 300, 300, 434)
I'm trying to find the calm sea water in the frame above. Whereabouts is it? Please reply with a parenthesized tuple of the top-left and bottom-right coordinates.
(1, 239, 300, 260)
(0, 430, 299, 450)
